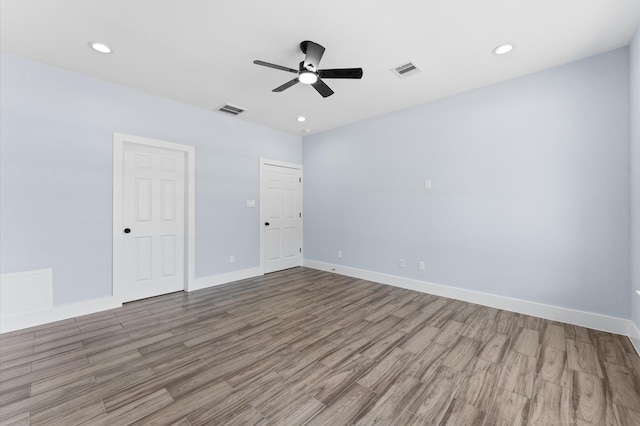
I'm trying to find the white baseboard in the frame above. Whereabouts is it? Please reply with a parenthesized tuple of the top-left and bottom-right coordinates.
(0, 267, 263, 334)
(190, 267, 263, 292)
(0, 296, 121, 334)
(629, 321, 640, 356)
(3, 261, 635, 350)
(303, 259, 631, 337)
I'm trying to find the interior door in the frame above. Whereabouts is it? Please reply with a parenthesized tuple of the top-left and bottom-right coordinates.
(261, 162, 302, 273)
(122, 143, 186, 302)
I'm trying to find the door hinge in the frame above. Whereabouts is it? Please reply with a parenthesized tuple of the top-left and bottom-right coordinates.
(299, 212, 302, 218)
(299, 177, 301, 183)
(299, 248, 302, 253)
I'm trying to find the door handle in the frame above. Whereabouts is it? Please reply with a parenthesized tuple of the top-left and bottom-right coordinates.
(264, 222, 270, 226)
(124, 228, 131, 234)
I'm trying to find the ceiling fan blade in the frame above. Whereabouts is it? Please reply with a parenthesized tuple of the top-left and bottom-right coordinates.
(311, 78, 334, 98)
(253, 60, 298, 74)
(319, 68, 363, 79)
(303, 41, 325, 71)
(272, 78, 300, 92)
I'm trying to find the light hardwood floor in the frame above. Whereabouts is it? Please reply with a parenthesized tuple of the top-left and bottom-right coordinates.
(1, 267, 639, 425)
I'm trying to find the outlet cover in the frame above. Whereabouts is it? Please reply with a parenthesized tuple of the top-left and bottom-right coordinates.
(419, 261, 425, 271)
(229, 255, 235, 264)
(399, 259, 405, 268)
(337, 250, 343, 258)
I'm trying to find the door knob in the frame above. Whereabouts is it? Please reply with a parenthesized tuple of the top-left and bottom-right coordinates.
(264, 222, 270, 226)
(124, 228, 131, 234)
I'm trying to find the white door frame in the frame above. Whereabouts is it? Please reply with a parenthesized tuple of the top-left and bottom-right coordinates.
(259, 158, 303, 274)
(112, 133, 195, 302)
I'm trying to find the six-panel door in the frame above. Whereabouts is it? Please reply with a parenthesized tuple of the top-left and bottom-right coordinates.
(122, 144, 186, 302)
(262, 164, 302, 273)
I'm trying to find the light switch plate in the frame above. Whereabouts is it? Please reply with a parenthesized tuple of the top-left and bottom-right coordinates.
(246, 200, 256, 208)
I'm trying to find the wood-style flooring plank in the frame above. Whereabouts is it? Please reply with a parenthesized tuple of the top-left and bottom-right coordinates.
(511, 327, 540, 357)
(478, 332, 510, 364)
(313, 355, 375, 405)
(357, 346, 414, 393)
(306, 383, 375, 426)
(602, 362, 640, 412)
(440, 398, 486, 425)
(319, 335, 371, 369)
(498, 349, 537, 398)
(266, 397, 323, 425)
(527, 378, 563, 425)
(186, 372, 282, 425)
(0, 411, 30, 426)
(483, 386, 530, 426)
(399, 324, 440, 354)
(457, 357, 501, 412)
(91, 388, 174, 425)
(572, 371, 608, 426)
(252, 361, 328, 418)
(536, 345, 566, 385)
(566, 339, 603, 378)
(353, 374, 421, 425)
(408, 365, 463, 424)
(403, 341, 449, 383)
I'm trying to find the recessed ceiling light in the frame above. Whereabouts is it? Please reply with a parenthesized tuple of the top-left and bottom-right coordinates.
(492, 43, 514, 55)
(297, 116, 306, 122)
(88, 41, 112, 54)
(298, 72, 318, 85)
(303, 128, 312, 134)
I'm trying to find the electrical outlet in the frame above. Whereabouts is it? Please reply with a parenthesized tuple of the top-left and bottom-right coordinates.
(337, 250, 343, 258)
(419, 261, 425, 271)
(424, 180, 432, 190)
(399, 259, 405, 268)
(229, 255, 235, 264)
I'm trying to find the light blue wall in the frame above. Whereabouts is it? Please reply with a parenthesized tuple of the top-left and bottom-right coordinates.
(631, 26, 640, 329)
(303, 48, 631, 318)
(0, 52, 301, 306)
(1, 46, 633, 320)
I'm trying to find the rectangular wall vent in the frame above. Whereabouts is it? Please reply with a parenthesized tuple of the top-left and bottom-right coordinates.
(391, 61, 421, 79)
(217, 103, 246, 116)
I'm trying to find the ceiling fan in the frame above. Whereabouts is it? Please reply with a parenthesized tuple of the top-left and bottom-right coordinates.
(253, 40, 363, 98)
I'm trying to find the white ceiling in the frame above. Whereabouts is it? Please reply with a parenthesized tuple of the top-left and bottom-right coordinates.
(1, 0, 639, 135)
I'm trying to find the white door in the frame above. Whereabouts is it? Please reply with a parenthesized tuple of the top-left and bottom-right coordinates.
(121, 144, 186, 302)
(261, 162, 302, 273)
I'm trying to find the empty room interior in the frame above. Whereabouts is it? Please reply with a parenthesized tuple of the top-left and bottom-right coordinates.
(1, 1, 640, 425)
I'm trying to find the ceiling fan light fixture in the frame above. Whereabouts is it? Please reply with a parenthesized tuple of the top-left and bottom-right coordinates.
(492, 43, 514, 55)
(298, 71, 318, 85)
(88, 41, 112, 54)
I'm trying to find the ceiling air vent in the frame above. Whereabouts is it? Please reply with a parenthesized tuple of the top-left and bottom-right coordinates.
(391, 61, 421, 79)
(217, 103, 246, 116)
